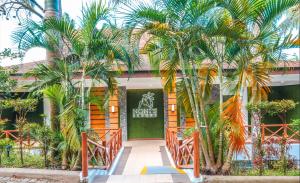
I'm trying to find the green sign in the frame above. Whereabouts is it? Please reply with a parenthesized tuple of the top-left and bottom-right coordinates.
(127, 90, 164, 139)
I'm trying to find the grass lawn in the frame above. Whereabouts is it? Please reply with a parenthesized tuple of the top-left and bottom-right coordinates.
(232, 169, 300, 176)
(0, 148, 45, 168)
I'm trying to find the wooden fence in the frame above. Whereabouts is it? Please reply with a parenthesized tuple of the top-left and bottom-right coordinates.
(0, 130, 37, 147)
(166, 127, 200, 178)
(165, 124, 299, 178)
(260, 124, 300, 144)
(81, 128, 122, 179)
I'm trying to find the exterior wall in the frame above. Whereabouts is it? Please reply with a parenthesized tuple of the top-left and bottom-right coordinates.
(90, 87, 106, 137)
(167, 91, 177, 128)
(108, 89, 119, 129)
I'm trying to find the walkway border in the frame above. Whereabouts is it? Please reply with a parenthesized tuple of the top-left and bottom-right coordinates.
(0, 168, 80, 183)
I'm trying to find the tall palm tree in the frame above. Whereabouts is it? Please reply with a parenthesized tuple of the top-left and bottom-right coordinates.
(13, 1, 137, 169)
(13, 0, 136, 125)
(43, 0, 61, 133)
(124, 0, 236, 171)
(124, 0, 299, 173)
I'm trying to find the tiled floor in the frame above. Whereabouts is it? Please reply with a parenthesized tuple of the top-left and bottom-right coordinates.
(122, 140, 165, 175)
(91, 140, 191, 183)
(106, 174, 173, 183)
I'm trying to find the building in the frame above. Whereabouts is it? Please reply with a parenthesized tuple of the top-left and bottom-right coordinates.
(3, 57, 300, 141)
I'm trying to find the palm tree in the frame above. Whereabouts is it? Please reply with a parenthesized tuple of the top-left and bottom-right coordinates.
(14, 0, 135, 125)
(124, 0, 299, 173)
(13, 1, 137, 169)
(124, 0, 233, 171)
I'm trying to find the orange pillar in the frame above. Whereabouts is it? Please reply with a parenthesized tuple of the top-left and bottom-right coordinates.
(81, 132, 88, 180)
(193, 130, 200, 178)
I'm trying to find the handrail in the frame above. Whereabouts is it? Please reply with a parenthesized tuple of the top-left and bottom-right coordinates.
(167, 124, 299, 144)
(92, 128, 120, 141)
(260, 123, 300, 144)
(166, 127, 200, 178)
(165, 123, 300, 178)
(82, 128, 122, 180)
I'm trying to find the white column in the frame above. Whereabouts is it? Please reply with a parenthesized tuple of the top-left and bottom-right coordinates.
(87, 103, 90, 128)
(43, 95, 51, 126)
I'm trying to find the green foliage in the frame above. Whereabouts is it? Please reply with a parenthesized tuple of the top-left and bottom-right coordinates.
(25, 123, 53, 167)
(0, 138, 14, 147)
(183, 128, 195, 138)
(0, 149, 45, 168)
(0, 48, 24, 60)
(4, 98, 38, 115)
(232, 166, 300, 176)
(0, 100, 11, 126)
(247, 100, 298, 116)
(291, 119, 300, 131)
(0, 66, 17, 96)
(12, 1, 138, 169)
(0, 138, 14, 165)
(1, 98, 38, 165)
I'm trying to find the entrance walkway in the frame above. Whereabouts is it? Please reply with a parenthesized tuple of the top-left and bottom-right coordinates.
(122, 140, 165, 175)
(91, 140, 191, 183)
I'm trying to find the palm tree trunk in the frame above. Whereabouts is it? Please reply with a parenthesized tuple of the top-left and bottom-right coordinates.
(176, 42, 212, 169)
(45, 0, 61, 165)
(216, 65, 224, 168)
(44, 0, 61, 127)
(190, 60, 215, 166)
(61, 149, 68, 170)
(80, 66, 87, 129)
(221, 144, 234, 174)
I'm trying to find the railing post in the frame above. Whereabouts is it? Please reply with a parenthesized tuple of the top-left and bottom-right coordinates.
(81, 132, 88, 182)
(283, 124, 288, 139)
(109, 143, 113, 167)
(193, 130, 200, 178)
(5, 131, 9, 138)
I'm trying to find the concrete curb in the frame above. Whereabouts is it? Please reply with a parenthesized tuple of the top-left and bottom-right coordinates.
(0, 168, 80, 183)
(204, 176, 300, 183)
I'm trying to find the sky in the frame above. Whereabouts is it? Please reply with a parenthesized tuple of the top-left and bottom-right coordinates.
(0, 0, 103, 66)
(0, 0, 299, 66)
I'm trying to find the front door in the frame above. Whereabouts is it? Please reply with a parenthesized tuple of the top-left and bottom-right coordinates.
(127, 89, 164, 139)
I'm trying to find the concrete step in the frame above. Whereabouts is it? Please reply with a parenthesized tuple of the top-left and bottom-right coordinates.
(91, 174, 191, 183)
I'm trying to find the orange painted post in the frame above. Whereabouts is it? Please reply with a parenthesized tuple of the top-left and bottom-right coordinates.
(102, 140, 106, 165)
(5, 131, 9, 138)
(109, 142, 113, 165)
(283, 124, 288, 139)
(81, 132, 88, 181)
(193, 130, 200, 178)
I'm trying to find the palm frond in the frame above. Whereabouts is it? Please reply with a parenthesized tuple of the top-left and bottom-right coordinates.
(222, 95, 246, 152)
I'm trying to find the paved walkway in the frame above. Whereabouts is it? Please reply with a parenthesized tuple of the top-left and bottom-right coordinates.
(92, 140, 191, 183)
(122, 140, 165, 175)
